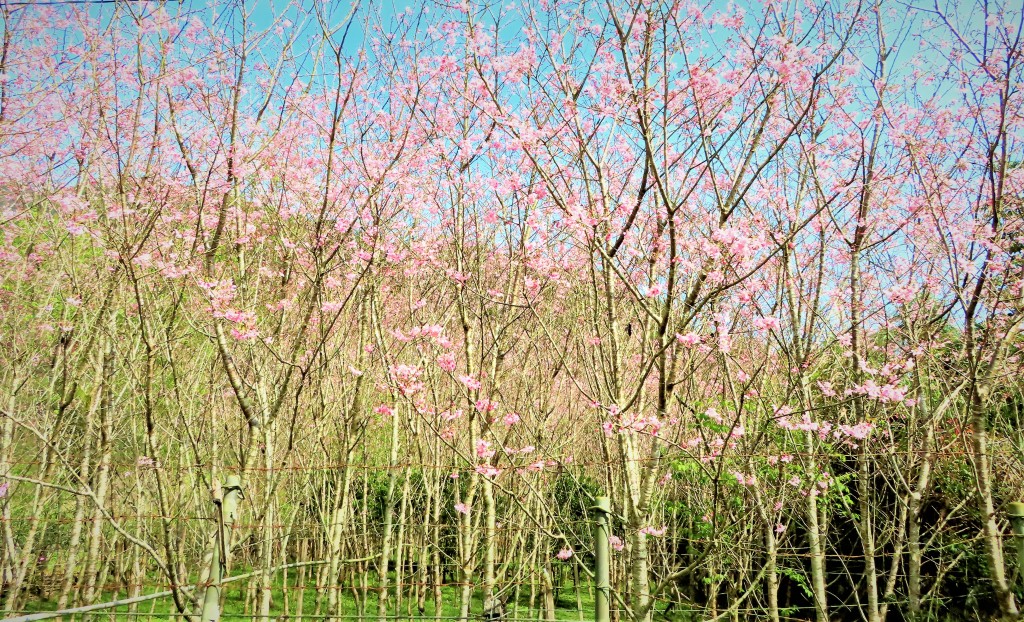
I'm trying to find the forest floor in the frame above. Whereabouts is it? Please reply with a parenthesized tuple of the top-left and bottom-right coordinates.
(15, 570, 601, 621)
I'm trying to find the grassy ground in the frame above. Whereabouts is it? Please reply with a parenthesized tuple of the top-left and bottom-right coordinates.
(16, 570, 598, 621)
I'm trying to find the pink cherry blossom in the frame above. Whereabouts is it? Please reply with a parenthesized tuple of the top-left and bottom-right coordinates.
(475, 439, 495, 459)
(608, 535, 624, 551)
(474, 465, 502, 478)
(675, 332, 701, 347)
(458, 374, 482, 391)
(437, 352, 458, 372)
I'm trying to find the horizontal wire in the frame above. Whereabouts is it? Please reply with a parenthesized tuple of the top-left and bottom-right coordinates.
(0, 446, 999, 472)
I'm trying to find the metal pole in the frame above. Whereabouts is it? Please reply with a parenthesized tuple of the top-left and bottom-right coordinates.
(202, 475, 243, 622)
(1009, 501, 1024, 587)
(594, 497, 611, 622)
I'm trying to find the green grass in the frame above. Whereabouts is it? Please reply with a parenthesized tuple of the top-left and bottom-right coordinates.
(16, 570, 598, 621)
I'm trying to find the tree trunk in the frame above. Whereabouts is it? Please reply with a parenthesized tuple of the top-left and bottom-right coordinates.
(970, 383, 1019, 619)
(377, 411, 401, 622)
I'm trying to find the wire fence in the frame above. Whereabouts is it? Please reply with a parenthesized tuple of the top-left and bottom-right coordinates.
(3, 442, 1022, 622)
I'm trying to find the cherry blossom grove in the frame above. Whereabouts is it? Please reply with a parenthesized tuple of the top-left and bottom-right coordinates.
(1, 0, 1022, 621)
